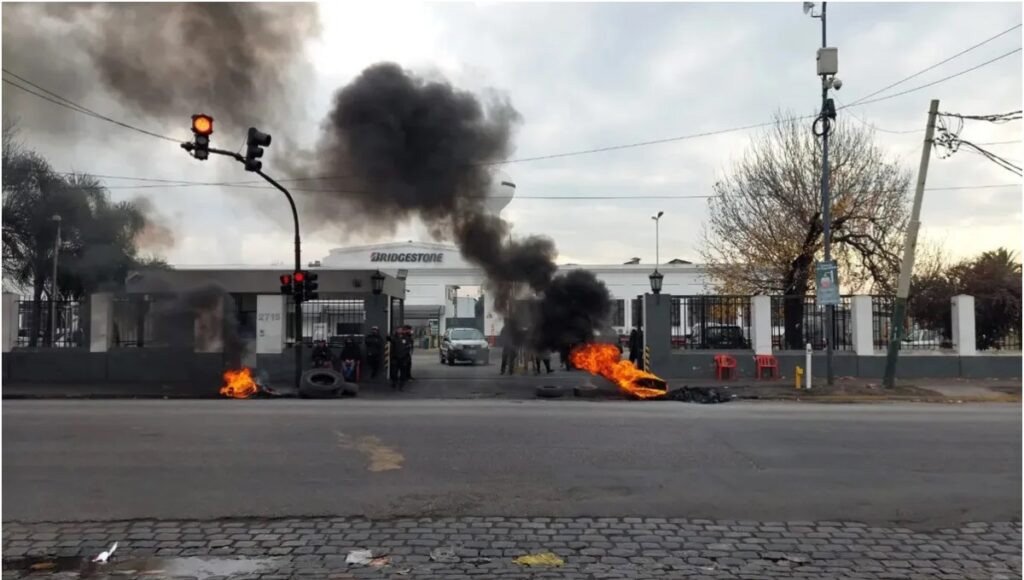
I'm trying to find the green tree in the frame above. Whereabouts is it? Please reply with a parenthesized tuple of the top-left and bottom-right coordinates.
(959, 248, 1021, 350)
(2, 126, 164, 345)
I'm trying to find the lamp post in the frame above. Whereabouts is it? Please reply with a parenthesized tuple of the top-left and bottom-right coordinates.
(650, 211, 664, 295)
(452, 285, 460, 319)
(371, 270, 385, 295)
(50, 215, 61, 345)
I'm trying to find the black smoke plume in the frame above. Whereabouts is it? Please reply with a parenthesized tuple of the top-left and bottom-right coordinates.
(2, 3, 319, 134)
(294, 63, 614, 351)
(148, 284, 243, 367)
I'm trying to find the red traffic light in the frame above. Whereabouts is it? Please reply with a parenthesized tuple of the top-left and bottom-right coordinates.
(279, 274, 292, 285)
(293, 271, 305, 283)
(191, 114, 214, 136)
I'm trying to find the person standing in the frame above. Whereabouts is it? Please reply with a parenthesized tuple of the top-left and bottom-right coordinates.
(499, 325, 516, 375)
(365, 326, 384, 379)
(390, 327, 413, 390)
(533, 348, 553, 374)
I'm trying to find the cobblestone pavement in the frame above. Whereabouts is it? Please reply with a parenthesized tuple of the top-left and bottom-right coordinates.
(3, 517, 1020, 579)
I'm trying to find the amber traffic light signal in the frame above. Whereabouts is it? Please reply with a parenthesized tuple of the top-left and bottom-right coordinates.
(190, 114, 213, 160)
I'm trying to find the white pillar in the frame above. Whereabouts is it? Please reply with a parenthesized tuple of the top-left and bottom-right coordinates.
(256, 295, 286, 354)
(951, 294, 976, 356)
(851, 295, 874, 356)
(89, 293, 113, 353)
(2, 292, 19, 352)
(750, 295, 772, 355)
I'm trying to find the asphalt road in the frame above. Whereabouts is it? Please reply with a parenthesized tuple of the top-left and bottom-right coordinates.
(3, 400, 1020, 529)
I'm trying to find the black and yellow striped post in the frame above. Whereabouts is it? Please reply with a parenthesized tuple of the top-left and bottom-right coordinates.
(643, 345, 651, 372)
(384, 340, 391, 381)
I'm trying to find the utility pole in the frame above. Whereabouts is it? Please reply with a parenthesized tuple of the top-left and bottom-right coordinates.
(50, 214, 61, 346)
(806, 1, 839, 385)
(883, 99, 940, 388)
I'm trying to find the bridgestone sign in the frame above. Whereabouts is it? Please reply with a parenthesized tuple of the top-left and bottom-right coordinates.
(370, 252, 444, 263)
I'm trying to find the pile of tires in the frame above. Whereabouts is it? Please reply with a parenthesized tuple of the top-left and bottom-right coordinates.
(299, 369, 358, 399)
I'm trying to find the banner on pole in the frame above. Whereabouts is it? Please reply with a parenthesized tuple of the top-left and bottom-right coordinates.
(815, 260, 840, 306)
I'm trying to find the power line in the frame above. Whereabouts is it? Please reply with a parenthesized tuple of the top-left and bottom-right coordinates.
(8, 26, 1021, 182)
(840, 47, 1022, 109)
(835, 99, 924, 134)
(845, 23, 1022, 107)
(2, 69, 181, 143)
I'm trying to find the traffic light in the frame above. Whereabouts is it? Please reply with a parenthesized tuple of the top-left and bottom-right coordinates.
(303, 271, 319, 301)
(292, 270, 306, 301)
(244, 127, 272, 172)
(279, 273, 293, 295)
(190, 114, 213, 160)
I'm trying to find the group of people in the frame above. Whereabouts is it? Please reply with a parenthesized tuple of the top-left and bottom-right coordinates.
(497, 325, 557, 375)
(308, 325, 417, 391)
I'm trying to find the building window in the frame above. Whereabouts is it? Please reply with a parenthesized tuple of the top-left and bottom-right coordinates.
(611, 299, 625, 327)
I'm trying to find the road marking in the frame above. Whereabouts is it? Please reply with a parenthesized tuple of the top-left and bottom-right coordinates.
(335, 432, 404, 472)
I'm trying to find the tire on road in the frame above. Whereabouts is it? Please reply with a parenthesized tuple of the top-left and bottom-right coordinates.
(299, 369, 344, 399)
(573, 385, 600, 398)
(342, 382, 359, 397)
(535, 385, 567, 399)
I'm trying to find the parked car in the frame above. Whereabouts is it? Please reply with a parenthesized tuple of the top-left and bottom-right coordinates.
(902, 329, 945, 349)
(440, 327, 490, 365)
(685, 324, 750, 349)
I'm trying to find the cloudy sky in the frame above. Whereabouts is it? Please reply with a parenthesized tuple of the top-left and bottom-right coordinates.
(3, 2, 1021, 268)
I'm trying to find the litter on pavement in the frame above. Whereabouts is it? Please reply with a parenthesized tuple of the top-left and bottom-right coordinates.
(513, 552, 564, 567)
(429, 546, 460, 563)
(92, 541, 118, 564)
(344, 549, 375, 565)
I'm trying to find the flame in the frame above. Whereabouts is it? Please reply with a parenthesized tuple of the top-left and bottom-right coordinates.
(570, 343, 667, 399)
(221, 367, 259, 399)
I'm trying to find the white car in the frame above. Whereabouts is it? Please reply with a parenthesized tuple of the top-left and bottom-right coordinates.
(440, 328, 491, 365)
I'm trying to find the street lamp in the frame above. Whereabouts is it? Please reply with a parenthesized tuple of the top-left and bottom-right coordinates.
(649, 270, 664, 295)
(650, 211, 664, 294)
(371, 270, 385, 295)
(50, 215, 61, 345)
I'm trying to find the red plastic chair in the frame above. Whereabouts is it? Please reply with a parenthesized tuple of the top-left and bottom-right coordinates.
(755, 355, 779, 380)
(714, 354, 737, 380)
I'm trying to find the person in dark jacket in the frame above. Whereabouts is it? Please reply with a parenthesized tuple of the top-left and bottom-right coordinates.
(499, 325, 517, 375)
(365, 327, 384, 379)
(311, 340, 333, 368)
(389, 327, 414, 390)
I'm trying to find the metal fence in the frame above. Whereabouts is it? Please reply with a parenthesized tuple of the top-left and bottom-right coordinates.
(670, 295, 752, 350)
(15, 299, 85, 348)
(871, 296, 951, 351)
(770, 295, 853, 351)
(975, 296, 1023, 351)
(287, 299, 366, 347)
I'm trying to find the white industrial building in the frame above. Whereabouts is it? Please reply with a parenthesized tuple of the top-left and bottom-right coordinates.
(320, 240, 712, 342)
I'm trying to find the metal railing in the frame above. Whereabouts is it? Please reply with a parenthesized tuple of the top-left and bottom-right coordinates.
(770, 295, 853, 351)
(15, 299, 85, 348)
(975, 296, 1022, 351)
(671, 295, 752, 350)
(871, 295, 951, 351)
(287, 299, 366, 347)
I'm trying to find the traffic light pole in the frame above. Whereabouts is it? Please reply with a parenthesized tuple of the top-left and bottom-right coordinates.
(256, 170, 304, 392)
(181, 143, 305, 390)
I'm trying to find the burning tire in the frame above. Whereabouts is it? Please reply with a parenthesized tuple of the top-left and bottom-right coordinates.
(299, 369, 344, 398)
(535, 385, 566, 399)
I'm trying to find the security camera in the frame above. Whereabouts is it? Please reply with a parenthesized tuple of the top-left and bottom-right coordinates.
(830, 77, 843, 90)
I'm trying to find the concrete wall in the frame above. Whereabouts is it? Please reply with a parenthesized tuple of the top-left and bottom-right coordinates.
(658, 352, 1022, 380)
(3, 350, 226, 388)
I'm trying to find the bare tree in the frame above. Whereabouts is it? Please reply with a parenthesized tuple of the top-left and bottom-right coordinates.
(701, 112, 911, 349)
